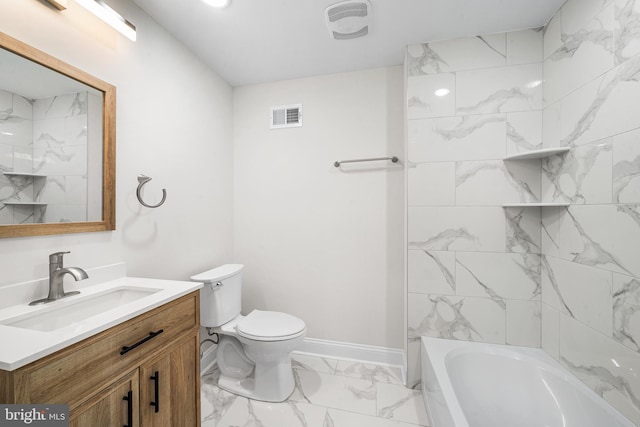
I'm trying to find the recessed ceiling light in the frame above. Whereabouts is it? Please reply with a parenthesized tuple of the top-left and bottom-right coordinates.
(526, 80, 542, 89)
(434, 88, 450, 97)
(203, 0, 231, 8)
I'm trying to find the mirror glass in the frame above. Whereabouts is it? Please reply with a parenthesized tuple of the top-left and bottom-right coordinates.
(0, 32, 115, 238)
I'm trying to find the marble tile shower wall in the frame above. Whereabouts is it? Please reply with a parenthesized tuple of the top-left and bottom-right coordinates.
(405, 0, 640, 422)
(540, 0, 640, 423)
(33, 93, 89, 223)
(0, 90, 88, 224)
(405, 29, 545, 386)
(0, 89, 36, 223)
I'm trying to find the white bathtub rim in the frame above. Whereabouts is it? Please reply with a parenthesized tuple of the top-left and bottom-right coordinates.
(420, 337, 636, 427)
(422, 337, 471, 427)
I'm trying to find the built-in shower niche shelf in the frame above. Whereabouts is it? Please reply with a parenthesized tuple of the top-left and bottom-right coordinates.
(2, 172, 47, 178)
(2, 201, 47, 206)
(502, 148, 571, 208)
(503, 147, 570, 160)
(502, 202, 570, 207)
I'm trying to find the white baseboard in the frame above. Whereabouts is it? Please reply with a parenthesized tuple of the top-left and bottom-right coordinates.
(199, 336, 407, 383)
(295, 337, 406, 382)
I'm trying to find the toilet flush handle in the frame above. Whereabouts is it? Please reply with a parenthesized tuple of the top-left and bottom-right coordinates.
(206, 281, 224, 290)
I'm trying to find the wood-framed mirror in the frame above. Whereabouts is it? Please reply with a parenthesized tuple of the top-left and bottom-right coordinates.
(0, 31, 115, 238)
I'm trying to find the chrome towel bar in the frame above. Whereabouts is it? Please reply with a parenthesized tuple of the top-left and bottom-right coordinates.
(334, 156, 399, 167)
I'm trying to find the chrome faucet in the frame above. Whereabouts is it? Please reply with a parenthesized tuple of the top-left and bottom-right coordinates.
(29, 251, 89, 306)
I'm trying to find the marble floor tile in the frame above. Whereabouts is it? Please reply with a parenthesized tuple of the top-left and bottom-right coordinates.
(334, 360, 404, 385)
(291, 368, 378, 416)
(292, 353, 339, 374)
(201, 355, 429, 427)
(377, 383, 430, 426)
(326, 408, 429, 427)
(209, 397, 328, 427)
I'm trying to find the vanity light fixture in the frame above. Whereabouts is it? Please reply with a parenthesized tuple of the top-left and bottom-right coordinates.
(202, 0, 232, 8)
(44, 0, 69, 10)
(73, 0, 137, 41)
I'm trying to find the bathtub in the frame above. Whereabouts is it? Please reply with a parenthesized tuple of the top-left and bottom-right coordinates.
(421, 337, 635, 427)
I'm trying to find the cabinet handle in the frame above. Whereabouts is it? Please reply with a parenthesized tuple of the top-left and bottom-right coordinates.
(123, 390, 133, 427)
(150, 370, 160, 413)
(120, 329, 164, 355)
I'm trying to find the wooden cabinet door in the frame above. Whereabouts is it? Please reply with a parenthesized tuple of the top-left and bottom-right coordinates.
(140, 335, 199, 427)
(70, 370, 139, 427)
(140, 352, 170, 426)
(168, 336, 199, 427)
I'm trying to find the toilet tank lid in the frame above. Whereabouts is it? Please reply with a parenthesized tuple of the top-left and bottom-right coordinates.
(190, 264, 244, 283)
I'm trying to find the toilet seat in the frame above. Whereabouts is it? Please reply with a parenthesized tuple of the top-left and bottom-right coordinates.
(237, 310, 306, 342)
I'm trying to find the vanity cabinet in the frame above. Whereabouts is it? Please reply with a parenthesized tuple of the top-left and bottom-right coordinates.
(0, 291, 200, 426)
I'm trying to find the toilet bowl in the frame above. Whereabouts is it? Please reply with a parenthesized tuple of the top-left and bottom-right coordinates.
(191, 264, 306, 402)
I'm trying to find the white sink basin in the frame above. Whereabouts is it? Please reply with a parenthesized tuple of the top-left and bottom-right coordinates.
(2, 286, 161, 332)
(0, 274, 203, 371)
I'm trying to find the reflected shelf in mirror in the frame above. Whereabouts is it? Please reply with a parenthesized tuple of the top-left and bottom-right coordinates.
(2, 202, 47, 206)
(2, 172, 48, 178)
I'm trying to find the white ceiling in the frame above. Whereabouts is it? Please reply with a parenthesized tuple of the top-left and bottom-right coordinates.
(132, 0, 566, 87)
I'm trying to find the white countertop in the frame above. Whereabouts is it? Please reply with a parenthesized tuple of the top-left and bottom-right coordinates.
(0, 277, 202, 371)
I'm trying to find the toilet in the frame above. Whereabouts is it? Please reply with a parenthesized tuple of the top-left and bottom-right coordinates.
(190, 264, 306, 402)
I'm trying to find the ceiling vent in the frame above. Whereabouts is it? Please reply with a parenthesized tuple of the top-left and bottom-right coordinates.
(324, 1, 371, 40)
(270, 104, 303, 129)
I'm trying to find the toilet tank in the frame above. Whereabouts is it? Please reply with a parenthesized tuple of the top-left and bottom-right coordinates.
(190, 264, 244, 327)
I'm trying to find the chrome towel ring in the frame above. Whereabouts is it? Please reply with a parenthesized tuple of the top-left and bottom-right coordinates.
(136, 174, 167, 208)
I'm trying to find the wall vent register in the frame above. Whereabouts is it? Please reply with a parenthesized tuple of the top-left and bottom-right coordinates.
(270, 104, 303, 129)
